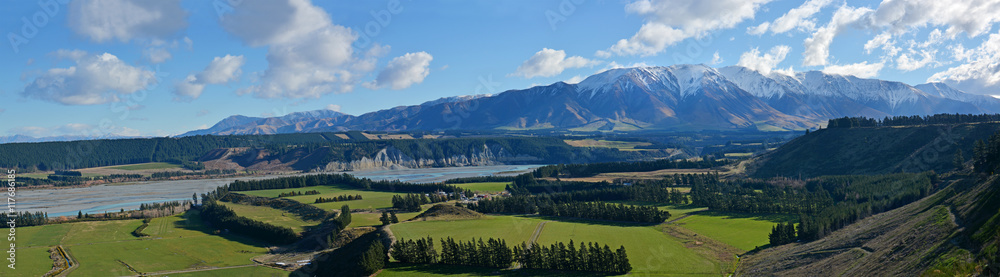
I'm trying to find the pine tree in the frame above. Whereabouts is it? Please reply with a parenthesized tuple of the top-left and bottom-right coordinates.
(359, 240, 385, 274)
(390, 211, 399, 223)
(379, 211, 390, 225)
(954, 148, 965, 170)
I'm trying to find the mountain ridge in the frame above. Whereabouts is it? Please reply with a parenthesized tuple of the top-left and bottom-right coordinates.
(180, 64, 1000, 136)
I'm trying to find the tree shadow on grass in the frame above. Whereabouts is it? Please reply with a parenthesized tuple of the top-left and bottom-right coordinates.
(520, 215, 661, 227)
(173, 210, 273, 249)
(693, 210, 799, 223)
(383, 263, 621, 276)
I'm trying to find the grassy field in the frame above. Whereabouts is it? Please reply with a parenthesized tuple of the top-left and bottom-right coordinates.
(673, 211, 798, 251)
(109, 162, 181, 171)
(563, 139, 652, 151)
(390, 216, 543, 248)
(449, 182, 509, 193)
(534, 219, 723, 276)
(13, 212, 271, 276)
(219, 202, 319, 233)
(351, 211, 421, 227)
(240, 185, 407, 210)
(161, 266, 289, 276)
(7, 247, 55, 277)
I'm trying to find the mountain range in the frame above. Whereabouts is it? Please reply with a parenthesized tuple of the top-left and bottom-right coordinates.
(174, 64, 1000, 136)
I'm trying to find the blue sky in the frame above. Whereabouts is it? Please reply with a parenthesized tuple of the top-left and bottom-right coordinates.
(2, 0, 999, 137)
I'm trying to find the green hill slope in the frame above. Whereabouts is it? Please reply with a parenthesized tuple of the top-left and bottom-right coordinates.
(750, 123, 1000, 178)
(738, 172, 1000, 276)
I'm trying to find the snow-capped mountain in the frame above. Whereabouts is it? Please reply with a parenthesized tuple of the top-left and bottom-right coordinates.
(183, 65, 1000, 136)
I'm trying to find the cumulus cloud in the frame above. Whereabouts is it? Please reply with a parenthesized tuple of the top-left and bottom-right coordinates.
(869, 0, 1000, 38)
(750, 0, 834, 35)
(511, 48, 597, 78)
(864, 32, 895, 55)
(710, 51, 723, 65)
(221, 0, 386, 98)
(325, 104, 342, 112)
(737, 45, 791, 75)
(68, 0, 187, 43)
(174, 55, 245, 101)
(803, 5, 873, 66)
(22, 51, 155, 105)
(605, 0, 771, 56)
(365, 52, 434, 90)
(822, 61, 884, 78)
(928, 33, 1000, 94)
(896, 50, 936, 71)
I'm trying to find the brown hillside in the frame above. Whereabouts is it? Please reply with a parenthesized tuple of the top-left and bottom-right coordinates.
(409, 204, 483, 221)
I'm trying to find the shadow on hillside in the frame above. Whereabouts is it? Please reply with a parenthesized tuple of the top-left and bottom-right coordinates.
(174, 209, 273, 248)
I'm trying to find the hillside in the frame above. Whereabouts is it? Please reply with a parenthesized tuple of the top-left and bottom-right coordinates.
(738, 172, 1000, 276)
(409, 204, 483, 221)
(749, 122, 1000, 178)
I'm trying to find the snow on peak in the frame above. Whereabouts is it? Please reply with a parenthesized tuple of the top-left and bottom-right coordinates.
(577, 64, 718, 98)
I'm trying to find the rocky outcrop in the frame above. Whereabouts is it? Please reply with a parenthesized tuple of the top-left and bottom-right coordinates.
(322, 144, 539, 171)
(200, 144, 540, 172)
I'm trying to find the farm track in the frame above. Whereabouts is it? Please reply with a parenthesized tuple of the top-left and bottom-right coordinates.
(130, 263, 264, 276)
(527, 221, 551, 249)
(666, 210, 704, 224)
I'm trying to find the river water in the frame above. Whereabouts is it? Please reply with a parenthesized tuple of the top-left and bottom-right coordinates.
(17, 164, 541, 218)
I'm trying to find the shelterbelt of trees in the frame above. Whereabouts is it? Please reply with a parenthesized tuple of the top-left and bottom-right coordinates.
(0, 134, 660, 171)
(531, 157, 726, 178)
(391, 237, 632, 274)
(226, 173, 474, 196)
(826, 113, 1000, 128)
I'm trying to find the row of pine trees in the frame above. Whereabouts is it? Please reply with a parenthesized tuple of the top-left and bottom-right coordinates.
(391, 237, 631, 274)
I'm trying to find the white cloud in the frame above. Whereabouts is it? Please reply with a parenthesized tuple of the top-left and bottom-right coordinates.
(9, 124, 141, 137)
(755, 0, 834, 35)
(221, 0, 387, 98)
(22, 51, 155, 105)
(174, 55, 246, 101)
(326, 104, 342, 112)
(511, 48, 598, 78)
(564, 75, 585, 84)
(747, 22, 769, 35)
(896, 50, 936, 71)
(8, 126, 48, 137)
(710, 51, 724, 65)
(928, 32, 1000, 94)
(803, 5, 873, 66)
(864, 32, 894, 55)
(365, 52, 434, 90)
(199, 55, 246, 84)
(737, 45, 791, 75)
(870, 0, 1000, 38)
(606, 0, 771, 56)
(822, 61, 884, 78)
(68, 0, 187, 43)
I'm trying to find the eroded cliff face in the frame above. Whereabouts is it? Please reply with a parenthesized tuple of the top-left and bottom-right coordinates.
(322, 144, 540, 171)
(201, 144, 540, 172)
